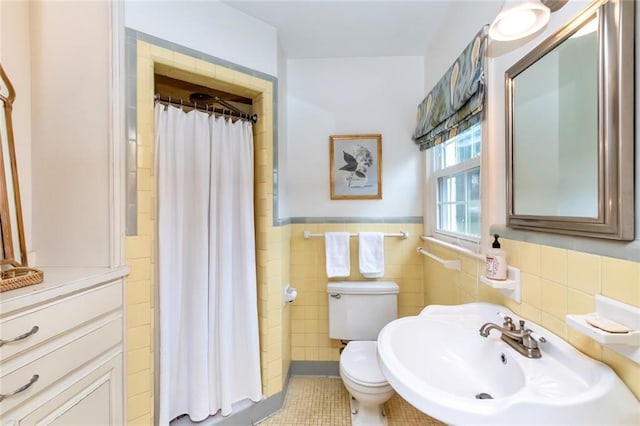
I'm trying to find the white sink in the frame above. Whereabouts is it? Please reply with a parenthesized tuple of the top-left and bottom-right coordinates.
(377, 303, 640, 425)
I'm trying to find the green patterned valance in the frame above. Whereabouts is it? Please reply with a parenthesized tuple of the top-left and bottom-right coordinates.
(413, 26, 489, 151)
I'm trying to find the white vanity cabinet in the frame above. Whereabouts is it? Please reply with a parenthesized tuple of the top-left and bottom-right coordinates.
(0, 267, 129, 425)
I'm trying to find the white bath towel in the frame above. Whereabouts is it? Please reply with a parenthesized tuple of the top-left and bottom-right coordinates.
(359, 232, 384, 278)
(325, 232, 351, 278)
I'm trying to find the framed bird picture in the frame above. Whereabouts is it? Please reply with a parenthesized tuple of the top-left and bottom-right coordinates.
(329, 134, 382, 200)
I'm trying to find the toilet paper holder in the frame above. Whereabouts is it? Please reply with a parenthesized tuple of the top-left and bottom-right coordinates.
(283, 284, 298, 304)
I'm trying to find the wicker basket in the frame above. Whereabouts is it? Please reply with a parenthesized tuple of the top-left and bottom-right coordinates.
(0, 267, 44, 292)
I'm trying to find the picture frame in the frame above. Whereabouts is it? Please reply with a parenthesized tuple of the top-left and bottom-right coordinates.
(330, 134, 382, 200)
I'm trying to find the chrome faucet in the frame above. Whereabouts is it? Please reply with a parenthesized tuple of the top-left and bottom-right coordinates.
(479, 316, 546, 359)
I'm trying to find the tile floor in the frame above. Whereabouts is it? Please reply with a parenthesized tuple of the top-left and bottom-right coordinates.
(258, 376, 444, 426)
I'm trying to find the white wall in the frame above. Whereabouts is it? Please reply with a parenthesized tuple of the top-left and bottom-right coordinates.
(0, 1, 33, 258)
(277, 41, 289, 220)
(0, 0, 114, 267)
(287, 56, 424, 219)
(30, 1, 112, 266)
(423, 2, 502, 92)
(124, 1, 278, 77)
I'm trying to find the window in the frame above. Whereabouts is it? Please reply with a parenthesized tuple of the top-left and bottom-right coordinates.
(431, 123, 481, 240)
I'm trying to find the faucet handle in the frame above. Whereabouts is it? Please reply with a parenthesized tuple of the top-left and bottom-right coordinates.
(497, 312, 515, 329)
(518, 319, 526, 331)
(522, 329, 547, 348)
(503, 316, 515, 331)
(529, 331, 546, 343)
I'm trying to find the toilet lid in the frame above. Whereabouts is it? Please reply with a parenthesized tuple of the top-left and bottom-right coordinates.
(341, 341, 388, 387)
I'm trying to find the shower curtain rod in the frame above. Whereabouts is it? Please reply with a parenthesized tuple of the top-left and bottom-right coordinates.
(154, 95, 258, 124)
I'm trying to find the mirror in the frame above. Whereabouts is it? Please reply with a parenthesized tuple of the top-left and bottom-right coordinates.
(0, 65, 28, 266)
(506, 0, 634, 240)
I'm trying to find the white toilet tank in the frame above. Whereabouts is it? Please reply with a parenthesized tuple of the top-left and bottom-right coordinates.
(328, 281, 399, 341)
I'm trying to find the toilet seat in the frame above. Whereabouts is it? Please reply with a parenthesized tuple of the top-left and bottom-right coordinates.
(340, 341, 388, 388)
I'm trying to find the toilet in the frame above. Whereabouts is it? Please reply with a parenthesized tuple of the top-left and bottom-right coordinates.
(327, 281, 399, 426)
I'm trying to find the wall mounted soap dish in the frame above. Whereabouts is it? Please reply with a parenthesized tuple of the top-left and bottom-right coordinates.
(480, 266, 521, 303)
(566, 294, 640, 363)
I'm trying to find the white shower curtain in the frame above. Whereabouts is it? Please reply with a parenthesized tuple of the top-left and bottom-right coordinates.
(155, 104, 262, 425)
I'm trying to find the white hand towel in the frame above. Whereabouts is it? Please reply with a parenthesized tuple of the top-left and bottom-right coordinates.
(359, 232, 384, 278)
(325, 232, 351, 278)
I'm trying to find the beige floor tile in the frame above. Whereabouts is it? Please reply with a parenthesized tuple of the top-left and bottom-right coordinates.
(258, 376, 443, 426)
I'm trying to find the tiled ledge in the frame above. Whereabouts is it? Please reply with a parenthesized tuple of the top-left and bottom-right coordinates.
(492, 224, 640, 263)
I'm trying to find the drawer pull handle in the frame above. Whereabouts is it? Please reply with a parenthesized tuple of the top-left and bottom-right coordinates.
(0, 326, 39, 347)
(0, 374, 39, 402)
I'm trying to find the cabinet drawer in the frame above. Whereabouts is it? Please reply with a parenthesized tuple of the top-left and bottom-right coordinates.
(14, 352, 123, 425)
(0, 316, 122, 415)
(0, 280, 122, 361)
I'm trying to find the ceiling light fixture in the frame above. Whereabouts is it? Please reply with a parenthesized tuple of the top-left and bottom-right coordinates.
(489, 0, 567, 41)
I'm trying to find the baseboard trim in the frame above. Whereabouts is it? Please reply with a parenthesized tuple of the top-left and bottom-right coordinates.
(289, 361, 340, 376)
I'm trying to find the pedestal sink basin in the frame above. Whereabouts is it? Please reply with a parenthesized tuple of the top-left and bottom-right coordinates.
(377, 303, 640, 425)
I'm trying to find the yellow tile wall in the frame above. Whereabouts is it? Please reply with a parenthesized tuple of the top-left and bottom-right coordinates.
(422, 238, 640, 398)
(124, 40, 156, 425)
(289, 223, 424, 361)
(125, 41, 285, 424)
(281, 225, 292, 382)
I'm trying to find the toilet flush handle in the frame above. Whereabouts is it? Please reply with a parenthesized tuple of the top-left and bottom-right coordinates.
(330, 294, 342, 299)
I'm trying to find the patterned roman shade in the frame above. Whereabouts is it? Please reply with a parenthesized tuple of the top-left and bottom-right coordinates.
(413, 26, 489, 150)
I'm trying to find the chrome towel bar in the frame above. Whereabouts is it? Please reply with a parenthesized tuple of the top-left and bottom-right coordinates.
(420, 236, 484, 261)
(417, 247, 461, 271)
(303, 231, 409, 239)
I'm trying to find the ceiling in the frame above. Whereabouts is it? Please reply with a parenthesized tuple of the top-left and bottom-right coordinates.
(223, 1, 503, 59)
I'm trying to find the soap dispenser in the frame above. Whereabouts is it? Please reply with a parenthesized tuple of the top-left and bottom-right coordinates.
(486, 234, 507, 280)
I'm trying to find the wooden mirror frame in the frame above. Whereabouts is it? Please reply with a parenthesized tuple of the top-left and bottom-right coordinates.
(505, 0, 634, 240)
(0, 65, 28, 266)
